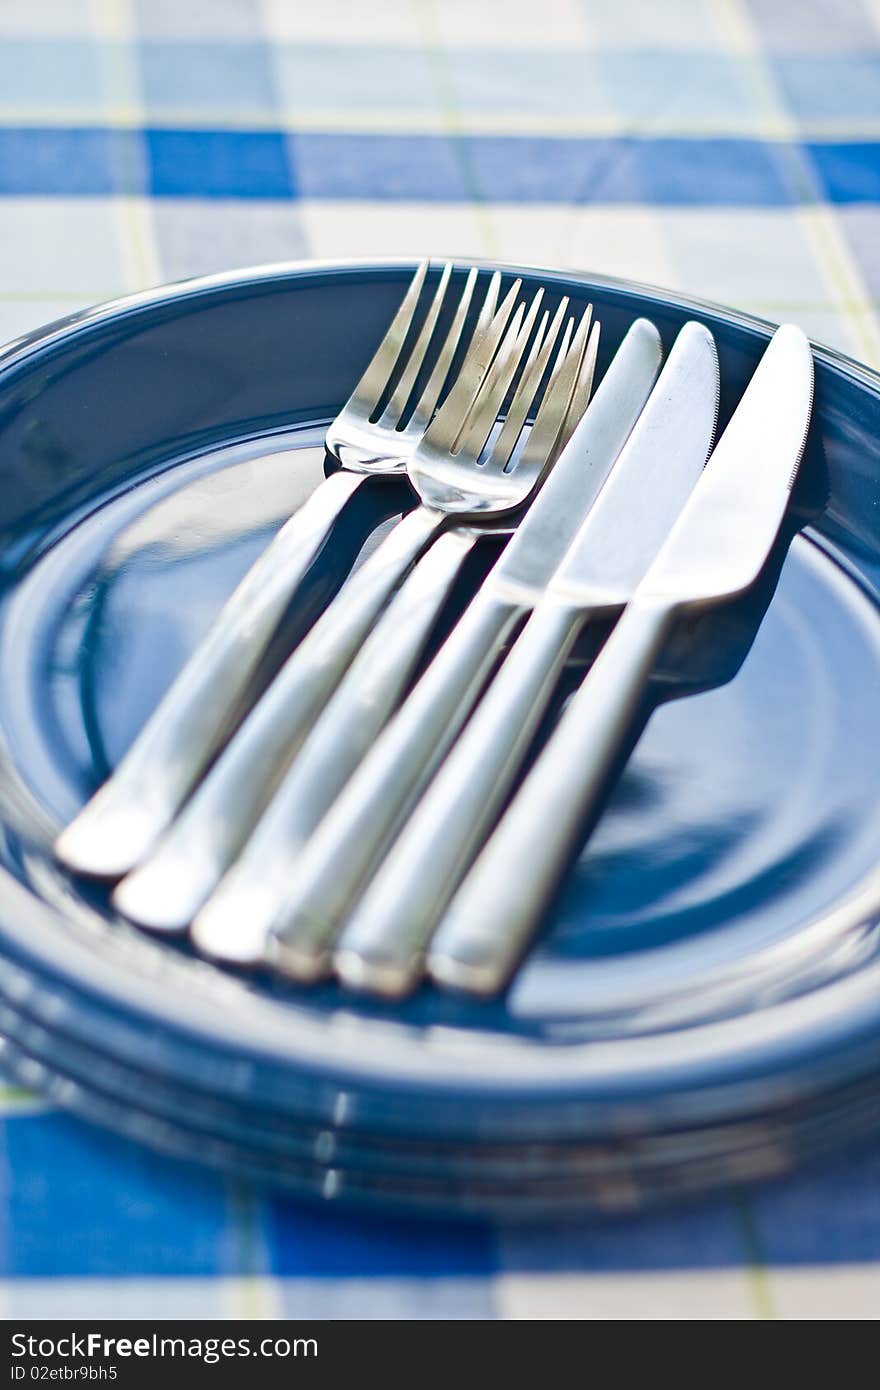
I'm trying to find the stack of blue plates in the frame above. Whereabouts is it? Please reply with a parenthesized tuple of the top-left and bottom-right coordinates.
(0, 260, 878, 1219)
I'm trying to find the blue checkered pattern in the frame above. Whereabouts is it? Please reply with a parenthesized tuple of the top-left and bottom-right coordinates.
(0, 0, 878, 1319)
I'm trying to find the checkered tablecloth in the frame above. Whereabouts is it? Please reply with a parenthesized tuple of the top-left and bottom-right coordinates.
(0, 0, 878, 1320)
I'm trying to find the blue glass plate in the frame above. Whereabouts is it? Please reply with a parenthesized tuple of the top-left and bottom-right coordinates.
(0, 261, 879, 1199)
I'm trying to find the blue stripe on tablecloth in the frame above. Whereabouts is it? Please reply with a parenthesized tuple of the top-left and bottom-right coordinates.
(0, 1111, 496, 1281)
(747, 1145, 880, 1264)
(290, 133, 800, 204)
(0, 128, 122, 195)
(266, 1194, 495, 1278)
(809, 143, 880, 203)
(0, 128, 878, 204)
(147, 129, 295, 199)
(0, 1114, 236, 1278)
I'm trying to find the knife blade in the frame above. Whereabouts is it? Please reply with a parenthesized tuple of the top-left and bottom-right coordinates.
(637, 323, 814, 606)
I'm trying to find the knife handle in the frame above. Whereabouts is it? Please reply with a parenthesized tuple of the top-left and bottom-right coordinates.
(183, 529, 477, 958)
(429, 598, 673, 996)
(113, 502, 445, 932)
(263, 585, 524, 979)
(55, 466, 369, 879)
(334, 599, 584, 996)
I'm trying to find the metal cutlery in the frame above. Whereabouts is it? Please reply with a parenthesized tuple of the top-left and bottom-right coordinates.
(429, 323, 814, 996)
(55, 260, 510, 878)
(194, 315, 666, 971)
(333, 321, 721, 996)
(159, 303, 594, 949)
(114, 292, 594, 932)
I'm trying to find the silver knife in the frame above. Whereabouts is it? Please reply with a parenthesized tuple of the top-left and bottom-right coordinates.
(190, 316, 665, 968)
(334, 320, 720, 996)
(430, 323, 814, 996)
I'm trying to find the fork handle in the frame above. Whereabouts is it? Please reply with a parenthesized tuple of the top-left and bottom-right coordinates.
(109, 500, 444, 928)
(429, 598, 674, 995)
(264, 582, 526, 978)
(144, 528, 476, 947)
(334, 598, 585, 996)
(55, 466, 370, 878)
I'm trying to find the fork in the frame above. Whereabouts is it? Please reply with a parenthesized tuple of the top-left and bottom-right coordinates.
(115, 293, 591, 937)
(114, 294, 592, 935)
(55, 261, 513, 878)
(167, 302, 595, 959)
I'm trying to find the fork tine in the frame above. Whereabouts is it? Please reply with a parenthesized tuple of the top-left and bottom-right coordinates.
(517, 303, 594, 472)
(345, 259, 429, 416)
(378, 261, 454, 428)
(454, 289, 542, 456)
(470, 299, 527, 413)
(556, 317, 600, 455)
(545, 303, 593, 453)
(486, 295, 570, 473)
(424, 275, 521, 453)
(471, 267, 501, 339)
(406, 266, 479, 433)
(453, 289, 545, 459)
(506, 305, 552, 414)
(463, 288, 544, 431)
(549, 313, 576, 381)
(478, 306, 550, 471)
